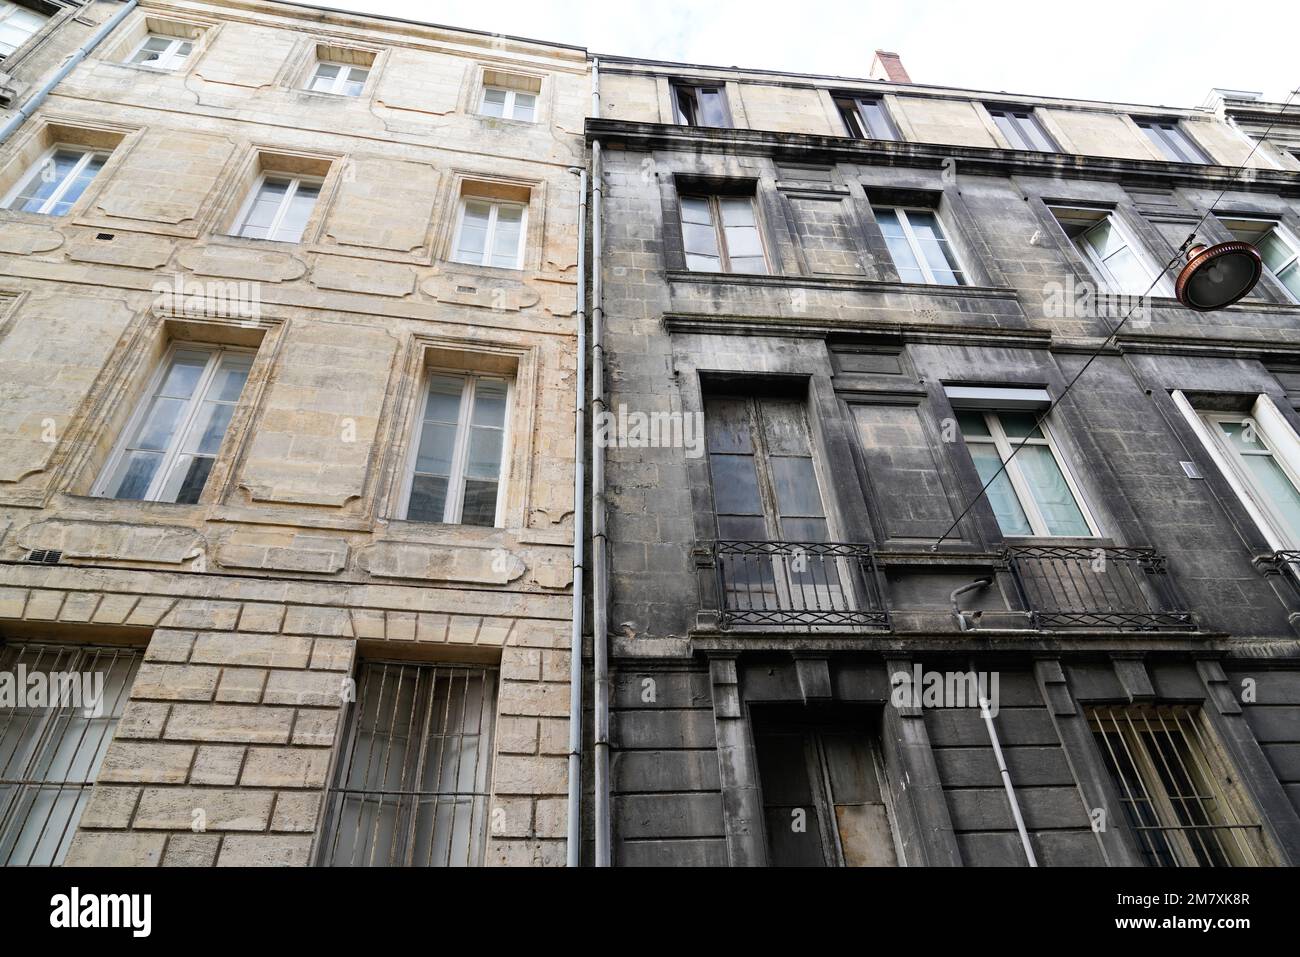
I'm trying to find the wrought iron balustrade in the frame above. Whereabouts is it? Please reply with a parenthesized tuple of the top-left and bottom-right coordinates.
(1004, 544, 1194, 631)
(707, 540, 890, 630)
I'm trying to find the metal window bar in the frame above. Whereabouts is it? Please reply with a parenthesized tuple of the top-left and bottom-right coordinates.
(1004, 545, 1195, 630)
(320, 661, 496, 867)
(1088, 705, 1263, 867)
(0, 641, 141, 866)
(711, 540, 889, 629)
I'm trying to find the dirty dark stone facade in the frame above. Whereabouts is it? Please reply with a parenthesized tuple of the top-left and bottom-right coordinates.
(587, 58, 1300, 867)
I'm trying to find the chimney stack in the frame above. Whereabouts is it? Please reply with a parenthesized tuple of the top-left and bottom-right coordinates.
(870, 50, 911, 84)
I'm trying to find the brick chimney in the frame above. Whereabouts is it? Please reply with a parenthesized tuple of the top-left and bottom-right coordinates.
(869, 50, 911, 84)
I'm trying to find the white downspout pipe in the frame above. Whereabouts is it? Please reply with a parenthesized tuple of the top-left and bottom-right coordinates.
(566, 165, 587, 867)
(980, 693, 1038, 866)
(589, 57, 611, 868)
(0, 0, 138, 145)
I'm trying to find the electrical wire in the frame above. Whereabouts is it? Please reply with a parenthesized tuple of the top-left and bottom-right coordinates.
(931, 86, 1300, 549)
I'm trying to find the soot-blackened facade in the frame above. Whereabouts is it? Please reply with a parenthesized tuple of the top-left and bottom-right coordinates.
(588, 55, 1300, 866)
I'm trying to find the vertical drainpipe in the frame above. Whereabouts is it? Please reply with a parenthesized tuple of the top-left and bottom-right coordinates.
(566, 165, 587, 867)
(0, 0, 139, 145)
(589, 57, 612, 867)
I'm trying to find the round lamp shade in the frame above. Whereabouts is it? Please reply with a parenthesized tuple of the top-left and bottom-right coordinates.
(1175, 242, 1263, 312)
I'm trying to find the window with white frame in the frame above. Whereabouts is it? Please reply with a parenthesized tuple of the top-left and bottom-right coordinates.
(95, 345, 254, 504)
(673, 84, 730, 128)
(834, 95, 898, 141)
(988, 107, 1056, 152)
(955, 405, 1096, 537)
(680, 193, 766, 274)
(0, 641, 141, 866)
(307, 59, 369, 96)
(452, 197, 527, 269)
(402, 372, 510, 527)
(480, 85, 536, 121)
(1050, 206, 1171, 296)
(1220, 217, 1300, 303)
(0, 1, 47, 58)
(874, 207, 966, 285)
(1135, 119, 1209, 163)
(3, 146, 108, 216)
(126, 33, 193, 70)
(231, 174, 322, 243)
(1178, 392, 1300, 550)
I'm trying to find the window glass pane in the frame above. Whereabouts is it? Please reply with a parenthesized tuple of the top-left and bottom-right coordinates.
(108, 450, 163, 500)
(210, 358, 253, 402)
(1218, 422, 1300, 541)
(159, 352, 208, 398)
(171, 455, 214, 505)
(131, 35, 172, 65)
(490, 205, 523, 267)
(957, 411, 991, 437)
(705, 397, 753, 453)
(465, 428, 503, 480)
(273, 182, 318, 242)
(11, 149, 81, 212)
(1083, 219, 1125, 259)
(697, 89, 728, 127)
(680, 196, 714, 225)
(0, 7, 45, 56)
(998, 412, 1044, 440)
(406, 474, 449, 523)
(1017, 445, 1090, 535)
(1257, 232, 1297, 274)
(876, 209, 925, 283)
(342, 67, 368, 96)
(709, 454, 762, 516)
(861, 100, 894, 140)
(481, 87, 507, 116)
(310, 62, 339, 91)
(769, 456, 825, 519)
(424, 375, 464, 423)
(415, 422, 457, 476)
(175, 41, 193, 61)
(188, 401, 236, 455)
(1099, 244, 1153, 294)
(133, 397, 188, 451)
(969, 443, 1033, 535)
(471, 378, 508, 427)
(1276, 262, 1300, 302)
(239, 178, 288, 239)
(682, 222, 719, 256)
(460, 480, 498, 526)
(456, 201, 491, 262)
(47, 154, 104, 217)
(513, 92, 536, 121)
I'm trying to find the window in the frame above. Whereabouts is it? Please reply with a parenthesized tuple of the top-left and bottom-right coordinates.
(753, 715, 899, 866)
(452, 197, 527, 269)
(834, 95, 898, 141)
(0, 642, 141, 866)
(307, 59, 369, 96)
(402, 372, 510, 527)
(480, 86, 536, 121)
(1192, 398, 1300, 549)
(320, 661, 497, 867)
(1089, 705, 1265, 866)
(0, 1, 46, 58)
(956, 408, 1095, 537)
(1135, 119, 1209, 163)
(95, 346, 253, 504)
(673, 84, 730, 128)
(874, 207, 966, 285)
(680, 194, 766, 274)
(126, 33, 192, 70)
(3, 146, 108, 216)
(988, 107, 1056, 152)
(231, 175, 321, 243)
(1051, 207, 1170, 296)
(1220, 217, 1300, 303)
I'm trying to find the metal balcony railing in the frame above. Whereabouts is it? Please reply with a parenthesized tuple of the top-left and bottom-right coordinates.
(708, 540, 890, 630)
(1004, 545, 1195, 631)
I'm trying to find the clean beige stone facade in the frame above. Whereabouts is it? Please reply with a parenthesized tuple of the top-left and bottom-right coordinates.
(0, 0, 584, 866)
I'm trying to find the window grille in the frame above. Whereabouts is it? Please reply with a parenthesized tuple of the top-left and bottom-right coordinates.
(0, 642, 141, 866)
(320, 661, 497, 867)
(1088, 704, 1265, 866)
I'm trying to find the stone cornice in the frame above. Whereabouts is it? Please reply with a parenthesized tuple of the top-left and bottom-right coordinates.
(586, 119, 1300, 195)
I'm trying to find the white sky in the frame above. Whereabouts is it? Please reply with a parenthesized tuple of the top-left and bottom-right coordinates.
(309, 0, 1298, 109)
